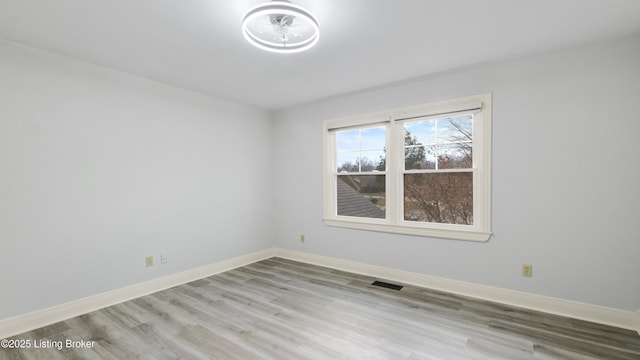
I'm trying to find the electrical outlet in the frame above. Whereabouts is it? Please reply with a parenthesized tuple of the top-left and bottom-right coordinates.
(145, 256, 154, 267)
(522, 264, 532, 278)
(300, 234, 305, 243)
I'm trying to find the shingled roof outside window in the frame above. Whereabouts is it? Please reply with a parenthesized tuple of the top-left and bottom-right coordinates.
(336, 177, 385, 219)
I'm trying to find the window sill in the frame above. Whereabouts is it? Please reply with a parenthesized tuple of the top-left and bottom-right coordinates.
(323, 219, 491, 242)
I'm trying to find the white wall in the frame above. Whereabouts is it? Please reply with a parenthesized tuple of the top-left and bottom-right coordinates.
(273, 34, 640, 312)
(0, 40, 275, 319)
(2, 33, 639, 324)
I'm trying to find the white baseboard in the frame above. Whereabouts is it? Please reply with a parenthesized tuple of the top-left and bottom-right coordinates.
(274, 248, 640, 335)
(0, 248, 275, 339)
(3, 247, 639, 339)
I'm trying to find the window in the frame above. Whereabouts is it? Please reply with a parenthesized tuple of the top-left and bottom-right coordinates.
(323, 94, 491, 241)
(336, 127, 386, 219)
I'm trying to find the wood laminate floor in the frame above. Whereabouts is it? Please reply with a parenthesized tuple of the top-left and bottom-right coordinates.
(1, 258, 639, 359)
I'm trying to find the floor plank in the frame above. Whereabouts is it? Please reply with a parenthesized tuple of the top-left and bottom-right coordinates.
(1, 258, 639, 359)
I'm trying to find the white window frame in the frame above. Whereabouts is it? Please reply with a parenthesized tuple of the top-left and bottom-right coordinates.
(323, 94, 492, 241)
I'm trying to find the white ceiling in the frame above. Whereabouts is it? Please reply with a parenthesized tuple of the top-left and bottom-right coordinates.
(1, 0, 640, 110)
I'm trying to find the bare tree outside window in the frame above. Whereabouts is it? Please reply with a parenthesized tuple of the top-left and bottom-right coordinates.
(403, 115, 473, 225)
(324, 94, 491, 240)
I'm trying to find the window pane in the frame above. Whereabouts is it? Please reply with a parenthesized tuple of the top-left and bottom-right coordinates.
(337, 175, 385, 218)
(405, 115, 473, 170)
(336, 126, 386, 172)
(359, 127, 386, 149)
(440, 115, 473, 144)
(404, 121, 433, 145)
(359, 150, 385, 171)
(438, 144, 472, 169)
(405, 145, 435, 170)
(336, 130, 360, 151)
(337, 152, 360, 172)
(404, 172, 473, 225)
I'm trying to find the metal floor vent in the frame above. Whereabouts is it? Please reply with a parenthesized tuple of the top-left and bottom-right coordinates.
(371, 281, 403, 290)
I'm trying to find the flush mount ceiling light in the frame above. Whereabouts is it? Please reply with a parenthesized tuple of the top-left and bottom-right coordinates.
(242, 0, 319, 53)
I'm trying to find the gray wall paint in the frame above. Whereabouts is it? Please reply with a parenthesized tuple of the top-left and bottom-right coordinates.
(0, 41, 275, 319)
(1, 33, 638, 322)
(273, 35, 640, 311)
